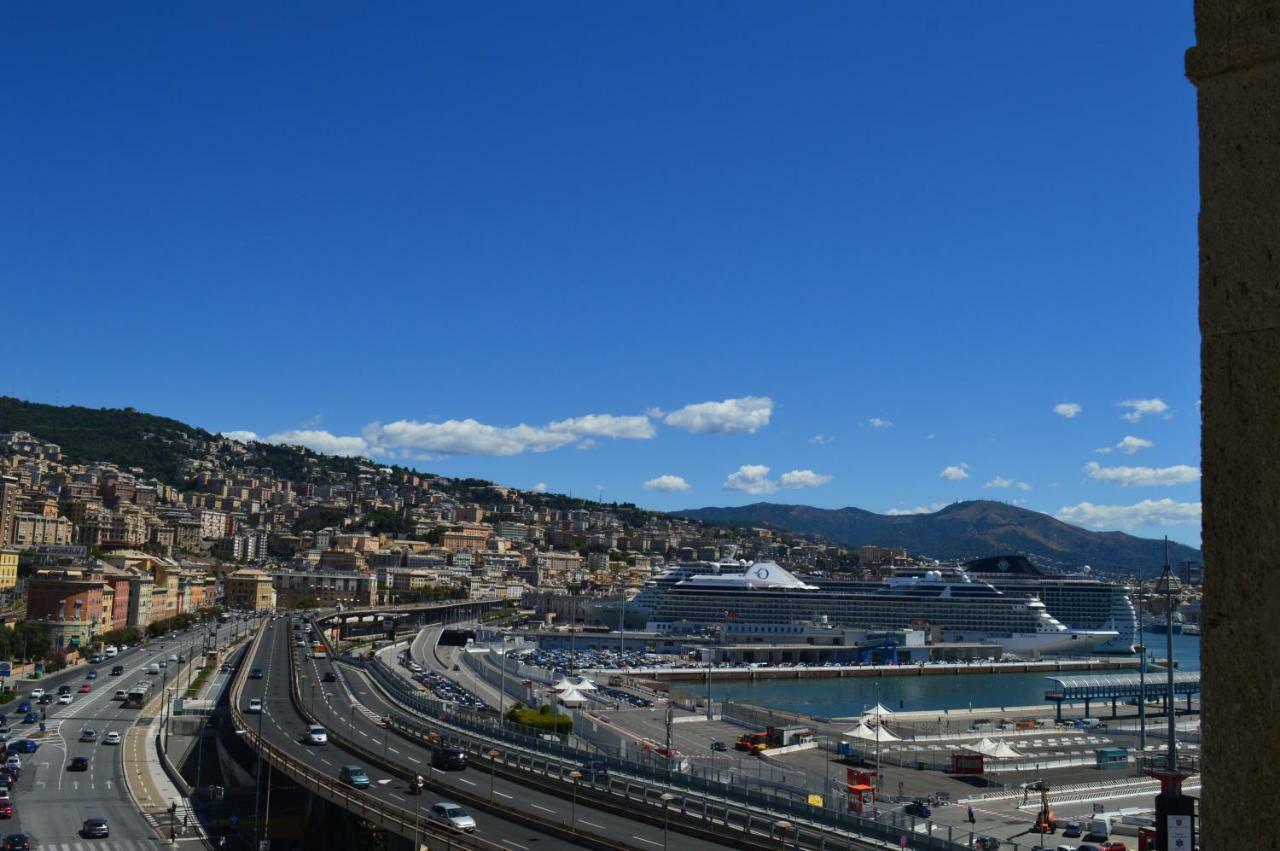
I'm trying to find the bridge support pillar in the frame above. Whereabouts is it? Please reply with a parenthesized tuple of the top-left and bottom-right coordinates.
(1054, 699, 1063, 723)
(1111, 697, 1117, 718)
(1084, 698, 1090, 718)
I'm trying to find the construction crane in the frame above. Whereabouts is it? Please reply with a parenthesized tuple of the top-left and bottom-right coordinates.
(1027, 780, 1055, 833)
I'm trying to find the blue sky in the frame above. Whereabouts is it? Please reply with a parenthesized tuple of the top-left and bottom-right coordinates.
(1, 3, 1201, 546)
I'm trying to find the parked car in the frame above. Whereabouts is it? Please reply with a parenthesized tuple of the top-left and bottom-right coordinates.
(3, 758, 18, 774)
(429, 802, 476, 833)
(0, 730, 10, 744)
(339, 764, 370, 789)
(0, 798, 11, 819)
(3, 832, 31, 850)
(710, 740, 728, 752)
(1062, 823, 1083, 839)
(904, 800, 932, 818)
(6, 741, 36, 755)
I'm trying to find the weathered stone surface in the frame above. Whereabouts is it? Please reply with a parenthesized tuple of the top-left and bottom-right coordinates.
(1191, 1, 1280, 845)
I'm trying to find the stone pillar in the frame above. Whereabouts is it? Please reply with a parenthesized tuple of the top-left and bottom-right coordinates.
(1186, 3, 1280, 848)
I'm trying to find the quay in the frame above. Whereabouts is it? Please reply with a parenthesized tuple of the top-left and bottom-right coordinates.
(606, 657, 1140, 682)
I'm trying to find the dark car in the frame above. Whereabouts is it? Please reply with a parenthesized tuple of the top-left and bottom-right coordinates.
(4, 833, 31, 851)
(904, 800, 932, 818)
(249, 668, 263, 680)
(322, 671, 337, 683)
(0, 769, 17, 788)
(110, 665, 124, 676)
(85, 670, 97, 680)
(35, 695, 50, 706)
(710, 740, 728, 752)
(339, 764, 370, 789)
(0, 800, 11, 819)
(20, 715, 34, 727)
(68, 756, 91, 772)
(432, 747, 468, 771)
(81, 817, 110, 838)
(7, 741, 38, 755)
(57, 686, 72, 696)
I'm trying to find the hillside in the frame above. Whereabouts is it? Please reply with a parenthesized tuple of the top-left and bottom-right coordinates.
(0, 396, 216, 483)
(675, 500, 1201, 576)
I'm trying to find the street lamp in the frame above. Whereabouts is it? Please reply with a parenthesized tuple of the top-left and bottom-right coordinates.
(660, 792, 676, 850)
(568, 770, 583, 829)
(1136, 642, 1147, 751)
(487, 749, 500, 802)
(1155, 539, 1181, 770)
(773, 818, 794, 851)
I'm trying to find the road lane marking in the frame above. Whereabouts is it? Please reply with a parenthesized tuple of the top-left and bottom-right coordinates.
(632, 837, 663, 847)
(500, 842, 529, 850)
(531, 803, 556, 814)
(458, 778, 476, 786)
(580, 820, 606, 829)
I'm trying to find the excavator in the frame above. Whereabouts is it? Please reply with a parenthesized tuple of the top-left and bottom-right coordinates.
(1027, 780, 1055, 834)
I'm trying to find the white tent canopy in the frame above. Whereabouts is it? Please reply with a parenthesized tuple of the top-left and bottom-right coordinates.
(962, 738, 1023, 759)
(554, 676, 597, 691)
(862, 703, 895, 718)
(557, 687, 590, 706)
(842, 720, 901, 742)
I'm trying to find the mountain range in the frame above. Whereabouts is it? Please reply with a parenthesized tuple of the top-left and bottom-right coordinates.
(675, 500, 1201, 576)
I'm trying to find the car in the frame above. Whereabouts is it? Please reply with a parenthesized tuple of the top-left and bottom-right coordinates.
(249, 668, 263, 679)
(103, 731, 122, 745)
(57, 685, 72, 696)
(57, 693, 72, 705)
(168, 655, 178, 664)
(85, 670, 97, 680)
(1100, 843, 1129, 851)
(157, 660, 167, 669)
(247, 698, 263, 713)
(110, 664, 124, 676)
(28, 690, 43, 701)
(4, 832, 31, 850)
(89, 654, 103, 664)
(904, 800, 932, 818)
(1073, 845, 1105, 851)
(3, 758, 18, 773)
(322, 671, 337, 683)
(432, 746, 467, 771)
(13, 706, 27, 717)
(971, 838, 1001, 851)
(0, 730, 9, 745)
(80, 729, 98, 743)
(20, 714, 34, 726)
(68, 756, 91, 772)
(78, 684, 92, 694)
(339, 764, 370, 789)
(710, 740, 728, 752)
(429, 801, 476, 833)
(1062, 823, 1083, 839)
(0, 800, 11, 819)
(6, 741, 36, 755)
(0, 770, 16, 788)
(81, 818, 110, 838)
(114, 689, 128, 700)
(306, 725, 328, 745)
(36, 695, 51, 706)
(220, 665, 232, 674)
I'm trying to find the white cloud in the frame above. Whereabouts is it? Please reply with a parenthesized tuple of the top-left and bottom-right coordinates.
(1057, 499, 1202, 530)
(1053, 403, 1083, 418)
(643, 475, 692, 493)
(809, 434, 833, 445)
(1097, 435, 1155, 455)
(1117, 398, 1169, 422)
(645, 406, 665, 418)
(547, 414, 655, 440)
(664, 396, 773, 434)
(1083, 461, 1201, 487)
(939, 463, 970, 481)
(220, 430, 259, 443)
(1017, 481, 1033, 491)
(267, 429, 372, 457)
(723, 464, 778, 495)
(869, 418, 893, 429)
(779, 469, 832, 489)
(885, 502, 946, 516)
(983, 476, 1031, 490)
(530, 482, 547, 493)
(926, 433, 936, 440)
(370, 419, 575, 456)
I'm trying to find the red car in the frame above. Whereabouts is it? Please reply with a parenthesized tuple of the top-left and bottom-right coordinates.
(1101, 843, 1128, 851)
(0, 798, 13, 818)
(78, 684, 92, 694)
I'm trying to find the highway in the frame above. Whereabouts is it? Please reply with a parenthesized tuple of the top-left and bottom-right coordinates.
(246, 615, 736, 851)
(3, 618, 248, 850)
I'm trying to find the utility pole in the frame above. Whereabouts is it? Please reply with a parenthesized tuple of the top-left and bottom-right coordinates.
(1137, 641, 1147, 751)
(665, 702, 674, 772)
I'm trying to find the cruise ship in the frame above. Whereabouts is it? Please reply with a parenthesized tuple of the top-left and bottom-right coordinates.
(645, 561, 1118, 655)
(960, 555, 1139, 654)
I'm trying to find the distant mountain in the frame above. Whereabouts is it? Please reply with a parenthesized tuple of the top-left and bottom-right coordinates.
(674, 500, 1201, 576)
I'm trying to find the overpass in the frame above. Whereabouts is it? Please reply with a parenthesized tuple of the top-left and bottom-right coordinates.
(326, 597, 506, 640)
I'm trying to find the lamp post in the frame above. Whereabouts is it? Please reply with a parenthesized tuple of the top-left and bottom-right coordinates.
(1136, 642, 1147, 752)
(569, 770, 583, 829)
(660, 792, 676, 850)
(773, 818, 794, 851)
(1155, 540, 1180, 770)
(251, 705, 266, 848)
(497, 633, 508, 728)
(487, 749, 500, 801)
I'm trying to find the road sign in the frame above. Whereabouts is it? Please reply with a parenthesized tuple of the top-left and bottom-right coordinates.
(0, 662, 12, 678)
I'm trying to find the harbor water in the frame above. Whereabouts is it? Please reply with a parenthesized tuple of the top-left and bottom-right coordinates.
(700, 633, 1200, 717)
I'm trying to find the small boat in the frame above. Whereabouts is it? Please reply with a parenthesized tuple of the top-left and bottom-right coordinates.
(1180, 624, 1200, 636)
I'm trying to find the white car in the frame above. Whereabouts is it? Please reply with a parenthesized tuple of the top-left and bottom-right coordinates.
(103, 731, 122, 745)
(429, 802, 476, 833)
(5, 756, 20, 772)
(306, 725, 327, 745)
(247, 698, 263, 713)
(58, 693, 73, 705)
(29, 688, 44, 700)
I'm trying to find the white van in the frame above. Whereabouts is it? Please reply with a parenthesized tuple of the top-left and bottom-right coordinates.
(147, 662, 160, 675)
(1084, 817, 1112, 841)
(1075, 717, 1103, 729)
(104, 646, 118, 658)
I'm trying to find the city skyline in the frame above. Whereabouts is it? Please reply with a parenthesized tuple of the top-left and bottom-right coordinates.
(2, 4, 1200, 543)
